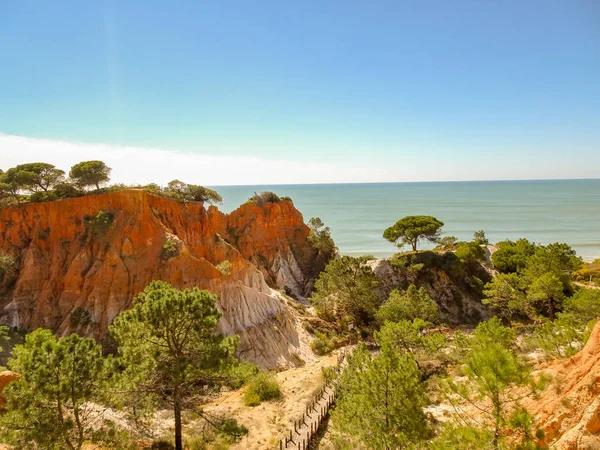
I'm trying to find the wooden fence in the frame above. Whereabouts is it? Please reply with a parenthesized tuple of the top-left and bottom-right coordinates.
(279, 350, 347, 450)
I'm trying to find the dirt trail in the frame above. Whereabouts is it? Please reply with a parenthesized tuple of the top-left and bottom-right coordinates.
(199, 352, 341, 449)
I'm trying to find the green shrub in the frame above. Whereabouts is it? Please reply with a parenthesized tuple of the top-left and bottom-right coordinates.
(0, 254, 15, 277)
(29, 190, 58, 203)
(243, 372, 282, 406)
(69, 307, 92, 328)
(83, 211, 114, 235)
(532, 313, 590, 358)
(455, 241, 485, 264)
(564, 288, 600, 322)
(310, 331, 334, 355)
(161, 237, 180, 259)
(492, 239, 536, 273)
(307, 217, 336, 254)
(216, 260, 232, 275)
(226, 361, 260, 389)
(242, 390, 261, 407)
(390, 250, 458, 271)
(375, 285, 439, 324)
(245, 191, 281, 205)
(184, 437, 208, 450)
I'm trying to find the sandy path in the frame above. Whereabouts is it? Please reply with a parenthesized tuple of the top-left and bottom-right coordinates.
(200, 351, 340, 450)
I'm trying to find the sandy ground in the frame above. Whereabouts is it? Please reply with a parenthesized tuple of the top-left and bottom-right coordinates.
(197, 351, 340, 450)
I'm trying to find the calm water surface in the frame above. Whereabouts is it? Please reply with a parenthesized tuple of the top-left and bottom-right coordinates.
(211, 180, 600, 262)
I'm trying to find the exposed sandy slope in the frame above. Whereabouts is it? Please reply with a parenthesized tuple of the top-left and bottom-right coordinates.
(524, 322, 600, 449)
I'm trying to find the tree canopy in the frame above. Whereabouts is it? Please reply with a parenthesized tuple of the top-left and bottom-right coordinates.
(165, 179, 223, 204)
(375, 285, 439, 325)
(110, 281, 239, 450)
(0, 160, 224, 208)
(383, 215, 444, 251)
(1, 163, 65, 193)
(309, 255, 380, 326)
(482, 273, 528, 323)
(491, 239, 537, 274)
(332, 335, 429, 449)
(307, 217, 336, 254)
(0, 329, 115, 450)
(69, 160, 112, 190)
(443, 318, 542, 450)
(473, 230, 489, 245)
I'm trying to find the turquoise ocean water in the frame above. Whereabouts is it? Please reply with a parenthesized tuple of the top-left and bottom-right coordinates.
(212, 180, 600, 262)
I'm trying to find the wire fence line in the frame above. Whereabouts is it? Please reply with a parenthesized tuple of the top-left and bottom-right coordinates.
(279, 349, 349, 450)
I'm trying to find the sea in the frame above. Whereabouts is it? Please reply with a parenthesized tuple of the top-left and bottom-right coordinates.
(212, 179, 600, 262)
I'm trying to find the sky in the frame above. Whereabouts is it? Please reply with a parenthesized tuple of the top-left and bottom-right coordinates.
(1, 0, 599, 185)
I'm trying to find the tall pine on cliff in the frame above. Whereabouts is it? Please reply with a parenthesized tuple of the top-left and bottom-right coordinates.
(110, 281, 239, 450)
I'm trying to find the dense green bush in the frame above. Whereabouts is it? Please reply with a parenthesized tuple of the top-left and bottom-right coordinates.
(455, 242, 485, 264)
(376, 285, 439, 324)
(310, 331, 334, 355)
(492, 239, 537, 273)
(310, 255, 380, 326)
(390, 250, 458, 271)
(83, 211, 114, 235)
(161, 237, 180, 259)
(243, 371, 282, 406)
(564, 288, 600, 322)
(245, 191, 281, 205)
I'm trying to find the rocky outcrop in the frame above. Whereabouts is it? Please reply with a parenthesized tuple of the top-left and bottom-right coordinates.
(368, 251, 492, 324)
(525, 322, 600, 449)
(0, 371, 20, 410)
(0, 190, 330, 369)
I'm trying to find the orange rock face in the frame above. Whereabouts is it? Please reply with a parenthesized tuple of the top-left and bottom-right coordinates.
(0, 190, 329, 368)
(525, 322, 600, 449)
(0, 371, 20, 410)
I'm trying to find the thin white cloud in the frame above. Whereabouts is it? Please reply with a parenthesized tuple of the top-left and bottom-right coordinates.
(1, 133, 597, 185)
(0, 134, 399, 186)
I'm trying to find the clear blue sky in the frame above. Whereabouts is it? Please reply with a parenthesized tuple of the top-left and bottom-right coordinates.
(1, 0, 599, 183)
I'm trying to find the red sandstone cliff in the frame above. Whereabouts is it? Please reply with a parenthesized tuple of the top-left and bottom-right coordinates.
(0, 190, 330, 368)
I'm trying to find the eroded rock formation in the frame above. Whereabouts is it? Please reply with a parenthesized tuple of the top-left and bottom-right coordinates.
(525, 321, 600, 449)
(368, 252, 492, 324)
(0, 190, 330, 369)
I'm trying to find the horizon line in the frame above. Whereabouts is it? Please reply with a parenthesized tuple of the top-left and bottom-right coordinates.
(208, 177, 600, 188)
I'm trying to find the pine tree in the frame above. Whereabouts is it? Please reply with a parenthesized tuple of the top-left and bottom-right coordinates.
(110, 281, 239, 450)
(310, 255, 380, 325)
(444, 318, 544, 450)
(0, 329, 113, 449)
(332, 331, 430, 449)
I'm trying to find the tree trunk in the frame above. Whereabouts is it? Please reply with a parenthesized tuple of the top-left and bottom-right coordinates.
(174, 395, 183, 450)
(95, 182, 100, 190)
(492, 396, 501, 450)
(412, 241, 417, 251)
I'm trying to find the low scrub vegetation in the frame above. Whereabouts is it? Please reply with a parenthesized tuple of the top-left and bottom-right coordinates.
(243, 371, 282, 406)
(0, 254, 14, 277)
(83, 210, 114, 235)
(215, 260, 232, 275)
